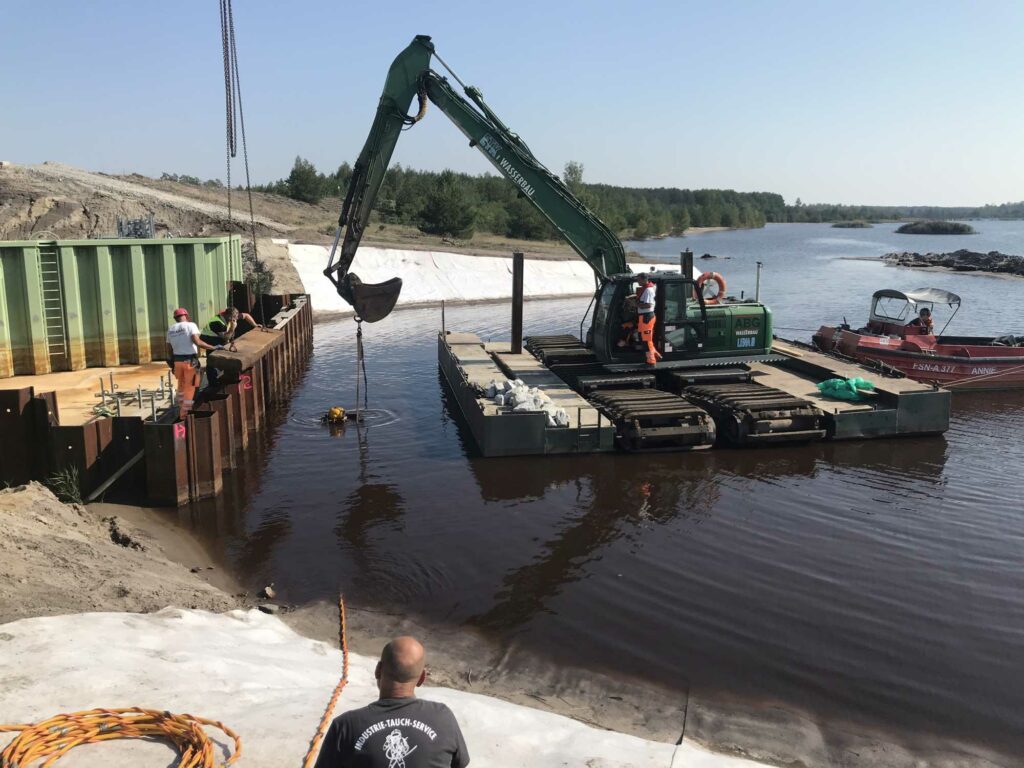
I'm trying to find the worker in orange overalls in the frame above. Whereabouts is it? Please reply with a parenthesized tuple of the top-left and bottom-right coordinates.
(165, 308, 221, 420)
(635, 273, 662, 366)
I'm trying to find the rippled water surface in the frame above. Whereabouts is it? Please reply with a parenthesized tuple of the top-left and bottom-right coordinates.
(190, 223, 1024, 758)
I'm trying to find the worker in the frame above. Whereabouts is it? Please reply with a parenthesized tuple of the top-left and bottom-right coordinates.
(616, 287, 642, 348)
(313, 636, 469, 768)
(165, 308, 221, 420)
(636, 273, 662, 365)
(200, 306, 259, 349)
(200, 307, 258, 386)
(907, 307, 934, 335)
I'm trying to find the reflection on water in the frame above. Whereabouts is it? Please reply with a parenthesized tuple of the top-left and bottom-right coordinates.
(169, 223, 1024, 760)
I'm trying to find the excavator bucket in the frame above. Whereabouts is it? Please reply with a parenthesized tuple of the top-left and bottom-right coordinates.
(344, 274, 403, 323)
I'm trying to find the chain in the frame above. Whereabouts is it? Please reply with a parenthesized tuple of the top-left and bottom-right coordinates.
(219, 0, 259, 261)
(354, 319, 368, 415)
(220, 0, 235, 226)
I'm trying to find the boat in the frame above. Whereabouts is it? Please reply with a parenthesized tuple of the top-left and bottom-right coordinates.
(812, 288, 1024, 390)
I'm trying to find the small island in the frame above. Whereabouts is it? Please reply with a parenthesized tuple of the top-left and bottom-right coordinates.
(831, 221, 872, 228)
(896, 220, 975, 235)
(883, 249, 1024, 276)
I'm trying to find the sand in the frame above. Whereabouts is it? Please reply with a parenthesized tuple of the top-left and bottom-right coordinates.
(0, 484, 240, 624)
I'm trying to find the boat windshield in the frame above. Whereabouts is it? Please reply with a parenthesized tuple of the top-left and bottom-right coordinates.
(872, 296, 920, 324)
(869, 288, 961, 329)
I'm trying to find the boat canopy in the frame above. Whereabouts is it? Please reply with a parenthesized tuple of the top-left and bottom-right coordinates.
(871, 288, 961, 307)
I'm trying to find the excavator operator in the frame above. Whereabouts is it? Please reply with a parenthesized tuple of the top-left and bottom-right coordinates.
(636, 273, 661, 366)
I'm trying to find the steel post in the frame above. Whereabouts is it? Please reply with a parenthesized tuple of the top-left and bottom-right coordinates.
(511, 251, 524, 353)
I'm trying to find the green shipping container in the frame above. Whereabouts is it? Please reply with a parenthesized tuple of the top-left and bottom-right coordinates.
(0, 236, 243, 377)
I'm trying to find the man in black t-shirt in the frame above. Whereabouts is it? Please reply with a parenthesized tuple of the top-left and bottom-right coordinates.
(314, 636, 470, 768)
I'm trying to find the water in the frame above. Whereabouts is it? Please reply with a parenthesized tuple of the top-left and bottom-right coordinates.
(186, 223, 1024, 762)
(626, 220, 1024, 336)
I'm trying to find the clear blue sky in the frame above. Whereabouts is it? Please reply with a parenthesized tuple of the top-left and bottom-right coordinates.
(2, 0, 1022, 206)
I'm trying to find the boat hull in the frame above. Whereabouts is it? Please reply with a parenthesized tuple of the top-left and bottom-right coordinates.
(813, 326, 1024, 390)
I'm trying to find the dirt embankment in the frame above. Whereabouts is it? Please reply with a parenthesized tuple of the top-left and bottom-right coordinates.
(0, 162, 314, 241)
(0, 162, 584, 260)
(883, 249, 1024, 276)
(0, 483, 241, 624)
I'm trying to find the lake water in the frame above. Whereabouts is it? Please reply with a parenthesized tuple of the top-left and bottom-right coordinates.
(186, 223, 1024, 765)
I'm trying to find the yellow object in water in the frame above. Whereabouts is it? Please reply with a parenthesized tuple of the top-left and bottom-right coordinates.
(325, 407, 347, 424)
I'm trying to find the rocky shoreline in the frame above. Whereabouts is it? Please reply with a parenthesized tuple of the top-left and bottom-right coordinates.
(883, 248, 1024, 276)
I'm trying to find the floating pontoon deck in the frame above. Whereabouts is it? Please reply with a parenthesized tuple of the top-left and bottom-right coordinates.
(439, 332, 950, 457)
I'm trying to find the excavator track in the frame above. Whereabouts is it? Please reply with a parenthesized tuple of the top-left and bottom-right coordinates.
(588, 388, 716, 452)
(525, 335, 596, 366)
(681, 382, 826, 446)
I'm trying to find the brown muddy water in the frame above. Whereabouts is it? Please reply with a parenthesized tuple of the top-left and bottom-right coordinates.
(180, 224, 1024, 763)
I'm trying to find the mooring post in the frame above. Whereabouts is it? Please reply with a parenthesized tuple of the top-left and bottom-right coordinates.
(680, 248, 693, 277)
(756, 261, 763, 302)
(511, 251, 524, 354)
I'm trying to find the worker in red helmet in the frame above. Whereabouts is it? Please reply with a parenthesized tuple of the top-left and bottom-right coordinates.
(165, 308, 221, 420)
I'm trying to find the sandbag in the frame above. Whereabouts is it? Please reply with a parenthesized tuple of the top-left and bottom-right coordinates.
(817, 377, 876, 401)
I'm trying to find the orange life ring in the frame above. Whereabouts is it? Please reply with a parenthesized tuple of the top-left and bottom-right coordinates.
(696, 271, 726, 304)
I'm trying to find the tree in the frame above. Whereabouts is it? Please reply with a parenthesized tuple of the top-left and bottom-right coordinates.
(286, 156, 325, 204)
(564, 161, 584, 194)
(505, 197, 554, 240)
(418, 170, 476, 238)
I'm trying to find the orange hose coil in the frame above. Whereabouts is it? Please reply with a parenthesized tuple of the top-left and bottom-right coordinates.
(0, 595, 350, 768)
(696, 271, 726, 304)
(0, 708, 241, 767)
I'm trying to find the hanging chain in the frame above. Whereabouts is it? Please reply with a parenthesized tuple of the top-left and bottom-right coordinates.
(354, 319, 369, 416)
(220, 0, 259, 262)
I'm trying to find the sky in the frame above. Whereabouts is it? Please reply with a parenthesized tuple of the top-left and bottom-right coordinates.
(1, 0, 1022, 207)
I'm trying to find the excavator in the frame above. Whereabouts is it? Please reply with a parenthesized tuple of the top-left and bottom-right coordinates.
(325, 36, 831, 449)
(324, 35, 777, 370)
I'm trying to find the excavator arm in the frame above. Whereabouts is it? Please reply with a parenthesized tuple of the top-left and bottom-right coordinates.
(324, 35, 628, 322)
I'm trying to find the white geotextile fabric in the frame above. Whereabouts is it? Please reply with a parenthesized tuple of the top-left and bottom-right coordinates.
(288, 244, 694, 315)
(0, 608, 767, 768)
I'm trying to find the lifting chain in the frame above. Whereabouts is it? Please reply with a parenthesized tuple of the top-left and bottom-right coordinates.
(353, 319, 369, 417)
(220, 0, 259, 262)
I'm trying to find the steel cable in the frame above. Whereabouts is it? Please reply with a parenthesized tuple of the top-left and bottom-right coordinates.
(219, 0, 259, 262)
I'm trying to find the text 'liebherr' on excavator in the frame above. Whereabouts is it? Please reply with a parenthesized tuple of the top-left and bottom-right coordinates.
(324, 34, 777, 372)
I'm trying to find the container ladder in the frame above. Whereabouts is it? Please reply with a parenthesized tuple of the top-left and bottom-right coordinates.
(37, 242, 69, 372)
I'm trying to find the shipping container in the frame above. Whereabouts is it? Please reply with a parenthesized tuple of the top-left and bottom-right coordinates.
(0, 236, 243, 377)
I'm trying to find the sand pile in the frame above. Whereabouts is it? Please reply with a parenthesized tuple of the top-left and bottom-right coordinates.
(0, 483, 237, 623)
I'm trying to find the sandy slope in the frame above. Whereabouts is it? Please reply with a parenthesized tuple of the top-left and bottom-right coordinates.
(0, 484, 238, 623)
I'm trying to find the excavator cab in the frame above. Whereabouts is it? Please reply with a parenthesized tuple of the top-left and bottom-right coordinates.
(590, 273, 707, 363)
(590, 253, 774, 366)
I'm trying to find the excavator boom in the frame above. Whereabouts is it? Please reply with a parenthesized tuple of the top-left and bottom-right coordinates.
(325, 35, 627, 322)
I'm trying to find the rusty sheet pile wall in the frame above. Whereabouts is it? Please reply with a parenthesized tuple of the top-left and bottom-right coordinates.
(0, 236, 242, 377)
(0, 295, 313, 506)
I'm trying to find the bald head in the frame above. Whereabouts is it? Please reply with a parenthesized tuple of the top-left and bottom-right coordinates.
(379, 636, 425, 685)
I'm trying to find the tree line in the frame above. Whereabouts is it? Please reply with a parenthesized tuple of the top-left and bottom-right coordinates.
(788, 199, 1024, 223)
(176, 156, 1024, 240)
(252, 157, 782, 240)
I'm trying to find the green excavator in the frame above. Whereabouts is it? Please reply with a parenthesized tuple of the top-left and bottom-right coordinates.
(324, 34, 774, 370)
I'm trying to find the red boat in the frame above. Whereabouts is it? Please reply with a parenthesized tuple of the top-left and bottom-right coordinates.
(813, 288, 1024, 390)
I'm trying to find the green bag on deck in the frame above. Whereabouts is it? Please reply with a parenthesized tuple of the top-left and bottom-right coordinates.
(817, 377, 876, 401)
